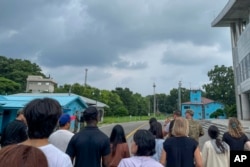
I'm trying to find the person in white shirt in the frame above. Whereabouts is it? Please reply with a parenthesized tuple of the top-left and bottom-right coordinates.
(202, 125, 229, 167)
(21, 98, 73, 167)
(49, 113, 74, 152)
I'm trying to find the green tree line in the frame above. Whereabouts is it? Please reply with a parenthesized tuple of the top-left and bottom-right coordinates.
(0, 55, 236, 117)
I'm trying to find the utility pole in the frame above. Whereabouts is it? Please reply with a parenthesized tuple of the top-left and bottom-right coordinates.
(84, 68, 88, 86)
(153, 83, 156, 117)
(178, 81, 182, 111)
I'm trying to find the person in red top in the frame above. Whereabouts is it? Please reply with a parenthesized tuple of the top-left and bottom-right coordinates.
(109, 124, 130, 167)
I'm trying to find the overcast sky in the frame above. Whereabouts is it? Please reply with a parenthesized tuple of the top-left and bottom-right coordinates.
(0, 0, 232, 96)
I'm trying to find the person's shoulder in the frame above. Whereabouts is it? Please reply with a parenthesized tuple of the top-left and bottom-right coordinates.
(40, 144, 72, 167)
(187, 137, 198, 145)
(60, 129, 74, 136)
(96, 129, 110, 139)
(164, 137, 175, 144)
(43, 144, 70, 157)
(223, 132, 230, 137)
(150, 159, 164, 167)
(118, 157, 133, 166)
(204, 140, 212, 147)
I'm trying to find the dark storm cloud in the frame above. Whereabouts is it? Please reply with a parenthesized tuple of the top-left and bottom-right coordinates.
(0, 0, 229, 68)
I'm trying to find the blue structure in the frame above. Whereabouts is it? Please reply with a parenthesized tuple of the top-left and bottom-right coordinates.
(181, 90, 225, 120)
(0, 93, 88, 134)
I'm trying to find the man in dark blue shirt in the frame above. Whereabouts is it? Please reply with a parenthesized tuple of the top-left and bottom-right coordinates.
(66, 106, 110, 167)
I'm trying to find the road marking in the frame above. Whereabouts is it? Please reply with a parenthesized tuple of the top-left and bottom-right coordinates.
(126, 123, 147, 139)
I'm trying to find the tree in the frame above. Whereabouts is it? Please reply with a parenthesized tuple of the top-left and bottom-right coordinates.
(203, 65, 236, 117)
(113, 87, 138, 116)
(0, 77, 21, 94)
(0, 56, 45, 92)
(210, 108, 225, 118)
(202, 65, 235, 106)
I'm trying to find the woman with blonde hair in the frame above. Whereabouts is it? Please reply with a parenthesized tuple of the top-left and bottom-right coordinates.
(160, 117, 202, 167)
(222, 117, 249, 151)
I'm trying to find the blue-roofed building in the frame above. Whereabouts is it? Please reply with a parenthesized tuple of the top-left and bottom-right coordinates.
(181, 90, 225, 120)
(0, 93, 89, 134)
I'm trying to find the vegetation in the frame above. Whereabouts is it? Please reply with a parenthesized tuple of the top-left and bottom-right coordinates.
(0, 56, 45, 94)
(202, 65, 236, 117)
(101, 115, 167, 124)
(210, 109, 225, 118)
(0, 55, 237, 118)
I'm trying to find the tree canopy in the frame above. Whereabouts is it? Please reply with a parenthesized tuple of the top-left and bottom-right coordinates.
(203, 65, 236, 117)
(0, 56, 45, 93)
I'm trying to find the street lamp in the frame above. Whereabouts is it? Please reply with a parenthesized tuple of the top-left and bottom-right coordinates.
(153, 83, 156, 117)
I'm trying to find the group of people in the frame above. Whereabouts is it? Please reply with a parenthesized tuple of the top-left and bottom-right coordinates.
(161, 110, 250, 167)
(0, 99, 250, 167)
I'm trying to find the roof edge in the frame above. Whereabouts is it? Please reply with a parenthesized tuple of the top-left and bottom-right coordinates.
(211, 0, 236, 27)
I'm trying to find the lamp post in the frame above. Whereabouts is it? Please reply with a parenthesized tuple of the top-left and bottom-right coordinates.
(153, 83, 156, 117)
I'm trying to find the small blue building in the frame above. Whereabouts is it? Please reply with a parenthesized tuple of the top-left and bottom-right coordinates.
(181, 90, 225, 120)
(0, 93, 88, 134)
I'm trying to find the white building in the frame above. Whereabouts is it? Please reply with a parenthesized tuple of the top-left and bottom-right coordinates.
(212, 0, 250, 120)
(26, 75, 57, 93)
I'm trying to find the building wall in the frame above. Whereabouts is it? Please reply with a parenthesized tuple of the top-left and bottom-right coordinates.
(182, 104, 202, 120)
(26, 81, 55, 93)
(233, 20, 250, 120)
(204, 102, 225, 119)
(190, 90, 202, 103)
(63, 100, 86, 131)
(0, 98, 87, 134)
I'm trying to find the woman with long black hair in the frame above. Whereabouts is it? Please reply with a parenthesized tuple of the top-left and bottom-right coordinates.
(110, 124, 130, 167)
(202, 125, 229, 167)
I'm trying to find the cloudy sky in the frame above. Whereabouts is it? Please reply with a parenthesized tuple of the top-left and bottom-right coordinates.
(0, 0, 232, 96)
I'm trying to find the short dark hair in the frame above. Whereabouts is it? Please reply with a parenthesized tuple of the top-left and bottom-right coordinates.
(133, 129, 155, 156)
(83, 106, 99, 122)
(23, 98, 62, 139)
(173, 110, 181, 116)
(149, 117, 157, 125)
(208, 125, 219, 139)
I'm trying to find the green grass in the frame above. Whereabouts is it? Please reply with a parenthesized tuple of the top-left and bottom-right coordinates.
(100, 115, 167, 124)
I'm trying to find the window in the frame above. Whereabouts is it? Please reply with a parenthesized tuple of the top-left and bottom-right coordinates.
(45, 82, 49, 85)
(37, 82, 41, 85)
(184, 106, 190, 109)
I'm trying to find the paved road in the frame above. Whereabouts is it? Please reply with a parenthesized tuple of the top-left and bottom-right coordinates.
(99, 121, 210, 152)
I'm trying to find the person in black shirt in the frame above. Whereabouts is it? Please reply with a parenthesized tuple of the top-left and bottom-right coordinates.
(160, 117, 202, 167)
(222, 117, 249, 151)
(0, 109, 28, 147)
(66, 106, 110, 167)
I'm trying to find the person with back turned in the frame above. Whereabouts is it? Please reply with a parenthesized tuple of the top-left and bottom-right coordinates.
(185, 109, 204, 143)
(66, 106, 110, 167)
